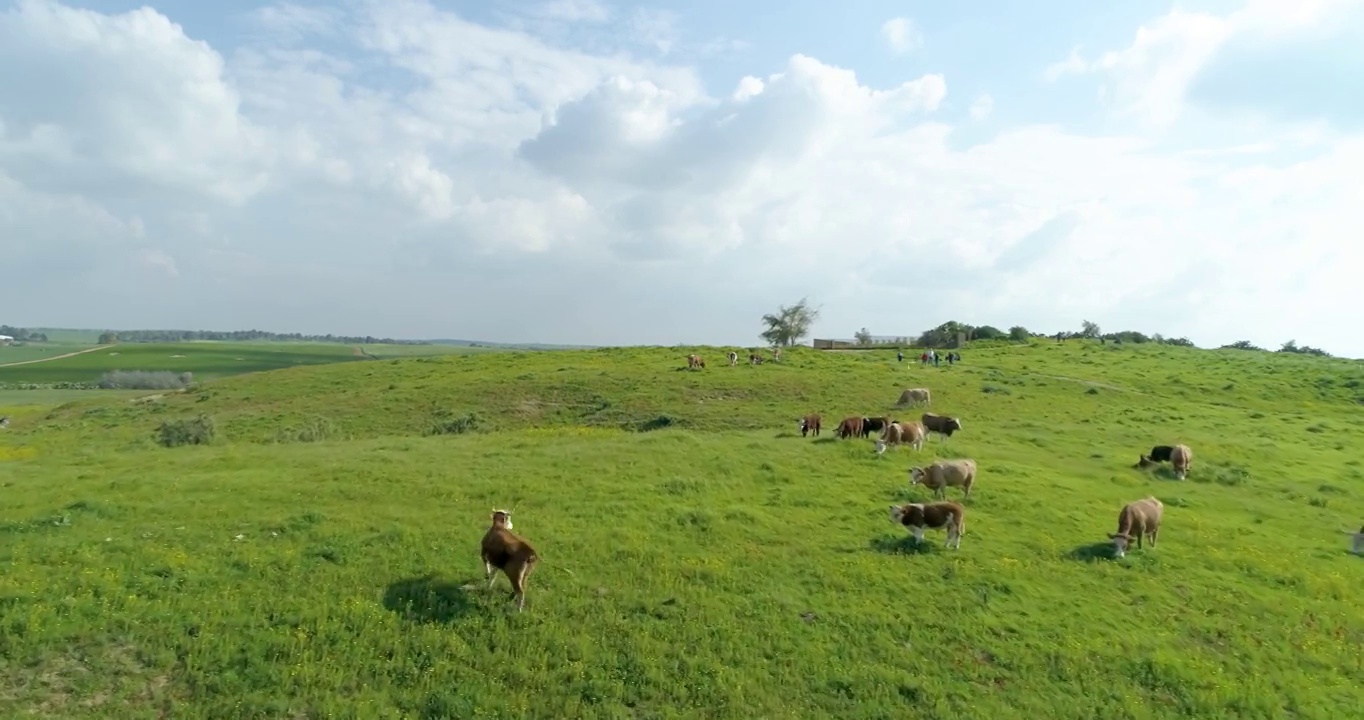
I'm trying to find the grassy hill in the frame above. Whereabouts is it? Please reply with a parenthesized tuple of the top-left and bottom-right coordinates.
(1, 341, 1362, 718)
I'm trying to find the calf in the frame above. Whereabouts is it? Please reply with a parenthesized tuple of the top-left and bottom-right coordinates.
(921, 412, 963, 441)
(1109, 496, 1164, 558)
(888, 502, 966, 549)
(835, 416, 864, 439)
(909, 459, 977, 499)
(799, 413, 822, 437)
(480, 510, 540, 612)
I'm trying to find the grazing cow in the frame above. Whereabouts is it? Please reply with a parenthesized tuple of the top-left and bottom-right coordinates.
(920, 412, 963, 441)
(909, 459, 977, 499)
(1109, 496, 1164, 558)
(835, 416, 865, 439)
(1170, 444, 1192, 480)
(481, 510, 540, 612)
(799, 414, 822, 437)
(686, 354, 706, 369)
(1343, 526, 1364, 555)
(728, 351, 738, 366)
(888, 502, 966, 549)
(772, 347, 782, 363)
(1147, 445, 1176, 463)
(0, 415, 9, 429)
(896, 388, 932, 407)
(877, 421, 926, 452)
(749, 353, 764, 365)
(862, 416, 889, 437)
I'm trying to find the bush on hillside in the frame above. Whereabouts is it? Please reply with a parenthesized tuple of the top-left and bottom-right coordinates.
(156, 414, 216, 447)
(98, 370, 194, 390)
(426, 410, 480, 436)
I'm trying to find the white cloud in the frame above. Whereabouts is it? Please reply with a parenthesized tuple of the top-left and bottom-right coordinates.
(969, 94, 994, 121)
(530, 0, 612, 24)
(0, 0, 1361, 355)
(880, 17, 923, 55)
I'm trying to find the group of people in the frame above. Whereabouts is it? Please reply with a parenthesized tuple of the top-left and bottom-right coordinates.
(897, 349, 961, 367)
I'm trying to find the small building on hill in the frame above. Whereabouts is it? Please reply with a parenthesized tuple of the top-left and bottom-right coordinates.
(0, 335, 13, 345)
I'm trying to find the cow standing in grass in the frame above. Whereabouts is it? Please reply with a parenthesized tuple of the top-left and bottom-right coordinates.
(687, 354, 706, 370)
(728, 351, 738, 366)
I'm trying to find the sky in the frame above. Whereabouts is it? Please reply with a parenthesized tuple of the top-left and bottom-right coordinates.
(1, 0, 1361, 355)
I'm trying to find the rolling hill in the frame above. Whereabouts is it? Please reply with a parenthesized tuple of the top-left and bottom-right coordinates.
(0, 340, 1361, 718)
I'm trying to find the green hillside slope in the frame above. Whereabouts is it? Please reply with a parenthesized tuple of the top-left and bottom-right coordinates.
(0, 341, 1361, 718)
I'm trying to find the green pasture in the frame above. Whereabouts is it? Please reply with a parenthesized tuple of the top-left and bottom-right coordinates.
(0, 341, 1361, 718)
(0, 343, 98, 366)
(0, 342, 482, 384)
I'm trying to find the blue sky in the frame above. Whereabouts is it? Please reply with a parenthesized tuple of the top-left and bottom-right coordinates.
(1, 0, 1360, 354)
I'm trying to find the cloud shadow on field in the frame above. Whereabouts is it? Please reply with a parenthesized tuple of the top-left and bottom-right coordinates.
(1065, 542, 1117, 562)
(382, 573, 479, 624)
(869, 534, 938, 555)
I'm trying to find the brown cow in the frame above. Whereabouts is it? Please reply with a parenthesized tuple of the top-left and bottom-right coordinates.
(835, 416, 865, 439)
(1170, 444, 1192, 480)
(1109, 496, 1163, 558)
(799, 414, 822, 437)
(481, 509, 540, 612)
(686, 354, 706, 369)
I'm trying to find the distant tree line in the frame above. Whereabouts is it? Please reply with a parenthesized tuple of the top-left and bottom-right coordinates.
(1221, 339, 1331, 357)
(0, 325, 49, 342)
(92, 329, 421, 345)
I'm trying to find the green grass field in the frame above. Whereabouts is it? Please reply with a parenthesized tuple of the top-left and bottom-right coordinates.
(0, 343, 98, 366)
(1, 341, 1362, 718)
(0, 341, 486, 384)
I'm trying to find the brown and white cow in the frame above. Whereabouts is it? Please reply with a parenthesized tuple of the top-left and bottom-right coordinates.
(686, 354, 706, 369)
(888, 501, 966, 549)
(749, 353, 765, 365)
(875, 421, 926, 454)
(1109, 496, 1163, 559)
(799, 413, 822, 437)
(728, 351, 739, 366)
(481, 509, 540, 612)
(909, 459, 977, 498)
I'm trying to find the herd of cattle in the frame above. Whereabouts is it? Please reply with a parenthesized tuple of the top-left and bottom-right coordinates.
(793, 385, 1197, 558)
(477, 349, 1359, 612)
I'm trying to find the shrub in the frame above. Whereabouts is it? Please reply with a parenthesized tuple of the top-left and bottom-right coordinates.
(98, 370, 193, 390)
(426, 410, 480, 436)
(156, 414, 216, 447)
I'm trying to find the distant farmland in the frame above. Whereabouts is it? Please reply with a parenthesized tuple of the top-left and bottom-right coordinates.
(0, 341, 491, 384)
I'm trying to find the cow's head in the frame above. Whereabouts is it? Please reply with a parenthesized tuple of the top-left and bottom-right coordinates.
(1135, 454, 1157, 469)
(946, 418, 962, 432)
(908, 467, 926, 485)
(1108, 532, 1133, 557)
(888, 504, 907, 524)
(873, 439, 887, 455)
(490, 509, 513, 530)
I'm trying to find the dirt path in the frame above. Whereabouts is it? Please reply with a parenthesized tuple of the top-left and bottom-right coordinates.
(0, 345, 110, 368)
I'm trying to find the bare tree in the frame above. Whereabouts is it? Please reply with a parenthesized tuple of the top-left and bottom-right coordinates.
(760, 297, 821, 347)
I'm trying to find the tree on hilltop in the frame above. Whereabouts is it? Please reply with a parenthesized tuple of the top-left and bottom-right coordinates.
(1079, 320, 1101, 339)
(760, 297, 820, 347)
(854, 327, 873, 345)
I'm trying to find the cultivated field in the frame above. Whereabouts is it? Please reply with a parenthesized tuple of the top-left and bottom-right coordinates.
(1, 341, 1362, 718)
(0, 341, 483, 385)
(0, 343, 99, 366)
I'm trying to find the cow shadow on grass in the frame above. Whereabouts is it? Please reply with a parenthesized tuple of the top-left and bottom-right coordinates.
(382, 573, 479, 624)
(869, 534, 939, 556)
(1065, 542, 1117, 562)
(811, 437, 838, 445)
